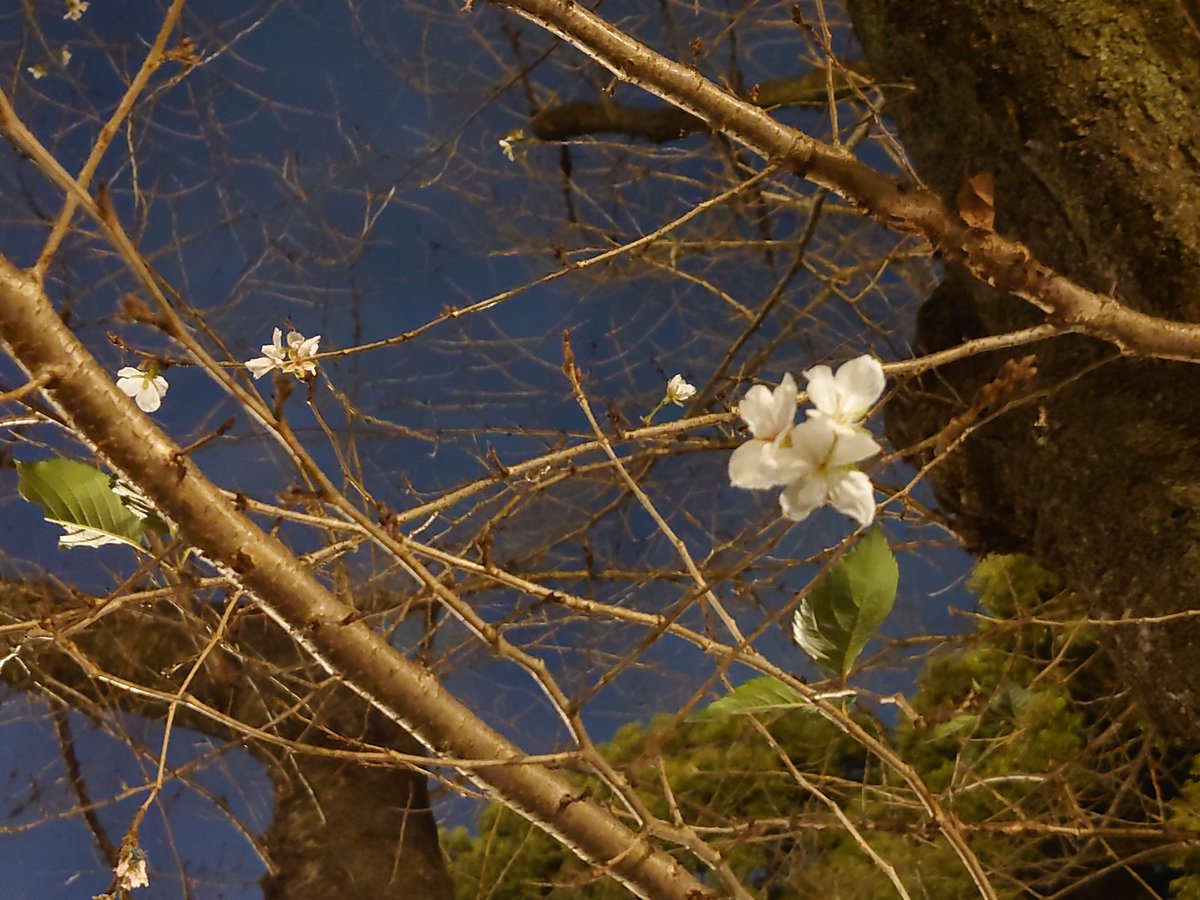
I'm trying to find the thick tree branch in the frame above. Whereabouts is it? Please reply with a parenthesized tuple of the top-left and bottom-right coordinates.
(0, 258, 713, 900)
(494, 0, 1200, 363)
(530, 67, 868, 142)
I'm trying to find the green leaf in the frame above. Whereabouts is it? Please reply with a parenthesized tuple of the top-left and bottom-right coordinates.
(695, 676, 806, 719)
(793, 527, 899, 679)
(17, 457, 165, 551)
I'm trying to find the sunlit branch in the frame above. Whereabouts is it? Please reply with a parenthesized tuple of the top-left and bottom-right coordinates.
(494, 0, 1200, 365)
(322, 164, 780, 361)
(564, 334, 747, 650)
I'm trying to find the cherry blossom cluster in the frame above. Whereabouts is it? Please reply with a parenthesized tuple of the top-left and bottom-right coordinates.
(728, 356, 885, 526)
(245, 327, 321, 380)
(113, 327, 321, 415)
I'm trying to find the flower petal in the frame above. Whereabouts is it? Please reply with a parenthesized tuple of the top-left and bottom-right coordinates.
(827, 429, 881, 467)
(729, 441, 781, 489)
(115, 376, 141, 397)
(779, 474, 829, 522)
(834, 355, 886, 416)
(803, 365, 838, 417)
(804, 355, 886, 425)
(58, 523, 124, 549)
(786, 417, 838, 467)
(827, 469, 876, 526)
(135, 383, 162, 412)
(791, 416, 878, 467)
(667, 374, 696, 404)
(737, 374, 797, 440)
(245, 356, 277, 379)
(116, 369, 167, 412)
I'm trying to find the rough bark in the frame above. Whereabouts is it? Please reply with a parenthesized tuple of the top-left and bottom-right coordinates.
(847, 0, 1200, 738)
(0, 578, 454, 899)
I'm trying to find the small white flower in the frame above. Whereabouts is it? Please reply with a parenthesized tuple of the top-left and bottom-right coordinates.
(61, 46, 72, 65)
(64, 0, 89, 21)
(245, 327, 321, 380)
(728, 374, 806, 489)
(804, 354, 886, 434)
(666, 374, 696, 406)
(778, 417, 880, 526)
(27, 64, 47, 79)
(116, 367, 169, 413)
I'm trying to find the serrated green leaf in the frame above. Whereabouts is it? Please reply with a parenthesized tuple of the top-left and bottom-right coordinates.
(17, 457, 163, 551)
(695, 676, 807, 719)
(793, 527, 899, 679)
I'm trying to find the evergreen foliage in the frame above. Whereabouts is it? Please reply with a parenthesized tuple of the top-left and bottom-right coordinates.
(445, 555, 1195, 897)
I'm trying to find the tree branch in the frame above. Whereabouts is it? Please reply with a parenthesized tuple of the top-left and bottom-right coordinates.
(494, 0, 1200, 364)
(530, 66, 868, 142)
(0, 257, 713, 900)
(0, 575, 453, 898)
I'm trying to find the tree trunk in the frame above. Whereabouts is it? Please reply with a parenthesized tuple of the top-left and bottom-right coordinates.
(260, 715, 453, 899)
(847, 0, 1200, 737)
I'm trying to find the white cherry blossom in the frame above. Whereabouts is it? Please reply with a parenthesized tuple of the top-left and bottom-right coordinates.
(728, 374, 806, 489)
(666, 374, 696, 405)
(778, 417, 880, 526)
(116, 367, 168, 413)
(727, 360, 886, 525)
(804, 354, 885, 434)
(245, 327, 321, 380)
